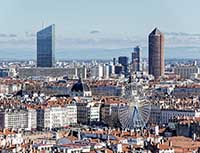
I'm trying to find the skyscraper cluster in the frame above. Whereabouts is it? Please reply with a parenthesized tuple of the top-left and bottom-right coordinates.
(36, 25, 165, 79)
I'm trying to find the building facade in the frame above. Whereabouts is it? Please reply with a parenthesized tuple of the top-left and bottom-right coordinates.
(91, 85, 124, 96)
(118, 56, 129, 76)
(76, 102, 100, 125)
(0, 108, 37, 130)
(37, 105, 77, 130)
(150, 106, 200, 124)
(18, 67, 87, 79)
(114, 65, 123, 75)
(100, 103, 121, 127)
(90, 65, 103, 79)
(174, 65, 199, 79)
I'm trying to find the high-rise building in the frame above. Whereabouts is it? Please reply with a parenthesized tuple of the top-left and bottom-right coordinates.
(118, 56, 129, 76)
(103, 64, 110, 79)
(132, 46, 141, 72)
(148, 28, 164, 79)
(90, 64, 103, 79)
(37, 24, 55, 67)
(113, 58, 116, 65)
(115, 65, 123, 75)
(118, 56, 128, 66)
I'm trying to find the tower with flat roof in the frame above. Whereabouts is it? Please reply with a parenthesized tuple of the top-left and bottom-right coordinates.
(118, 56, 129, 76)
(132, 46, 141, 72)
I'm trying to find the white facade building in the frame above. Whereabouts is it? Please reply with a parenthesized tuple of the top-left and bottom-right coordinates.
(103, 64, 110, 79)
(0, 108, 37, 130)
(109, 64, 115, 75)
(90, 65, 103, 79)
(37, 104, 77, 130)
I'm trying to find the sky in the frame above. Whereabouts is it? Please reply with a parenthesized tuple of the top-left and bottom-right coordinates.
(1, 0, 200, 50)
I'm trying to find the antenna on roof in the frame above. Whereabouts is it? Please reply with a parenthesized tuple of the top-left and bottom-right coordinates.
(42, 21, 45, 29)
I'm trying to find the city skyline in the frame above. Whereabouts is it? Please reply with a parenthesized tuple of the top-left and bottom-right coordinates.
(1, 22, 200, 60)
(1, 1, 200, 152)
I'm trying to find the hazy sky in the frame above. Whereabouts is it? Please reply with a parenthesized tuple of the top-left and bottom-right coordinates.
(1, 0, 200, 49)
(1, 0, 200, 35)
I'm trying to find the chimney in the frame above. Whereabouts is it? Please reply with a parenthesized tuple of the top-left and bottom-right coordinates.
(121, 131, 123, 137)
(130, 129, 134, 136)
(134, 132, 137, 137)
(29, 144, 33, 150)
(117, 128, 120, 132)
(160, 139, 164, 144)
(193, 133, 196, 141)
(169, 140, 172, 147)
(78, 129, 81, 141)
(157, 143, 160, 149)
(11, 128, 15, 132)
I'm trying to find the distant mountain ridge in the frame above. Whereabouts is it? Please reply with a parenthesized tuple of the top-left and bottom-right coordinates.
(0, 47, 200, 60)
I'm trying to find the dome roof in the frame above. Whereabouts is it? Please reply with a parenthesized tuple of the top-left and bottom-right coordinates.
(71, 78, 90, 92)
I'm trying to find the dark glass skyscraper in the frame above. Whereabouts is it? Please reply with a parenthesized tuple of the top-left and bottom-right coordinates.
(132, 46, 141, 72)
(148, 28, 164, 79)
(118, 56, 129, 76)
(37, 24, 55, 67)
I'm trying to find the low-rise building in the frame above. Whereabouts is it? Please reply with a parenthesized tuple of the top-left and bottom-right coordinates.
(149, 105, 161, 124)
(76, 102, 100, 125)
(37, 104, 77, 130)
(150, 104, 200, 125)
(100, 97, 126, 127)
(174, 65, 199, 79)
(0, 107, 36, 130)
(91, 84, 124, 96)
(0, 83, 22, 94)
(0, 129, 23, 149)
(18, 67, 87, 79)
(161, 109, 200, 124)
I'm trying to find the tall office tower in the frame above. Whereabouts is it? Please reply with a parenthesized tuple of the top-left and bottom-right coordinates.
(37, 24, 55, 67)
(132, 46, 141, 72)
(148, 28, 164, 79)
(114, 65, 123, 75)
(113, 58, 116, 65)
(118, 56, 129, 76)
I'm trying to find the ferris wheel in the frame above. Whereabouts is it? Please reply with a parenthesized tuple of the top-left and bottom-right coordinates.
(118, 82, 151, 129)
